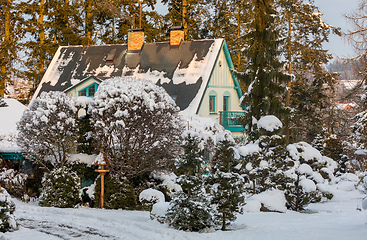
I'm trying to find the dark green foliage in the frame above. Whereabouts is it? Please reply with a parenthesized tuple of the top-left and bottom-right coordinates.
(166, 175, 213, 232)
(209, 131, 244, 230)
(238, 0, 290, 140)
(241, 134, 292, 194)
(284, 173, 322, 211)
(323, 135, 343, 166)
(94, 175, 136, 210)
(39, 165, 81, 208)
(0, 98, 7, 107)
(77, 114, 96, 155)
(167, 132, 214, 232)
(176, 132, 203, 176)
(0, 191, 17, 233)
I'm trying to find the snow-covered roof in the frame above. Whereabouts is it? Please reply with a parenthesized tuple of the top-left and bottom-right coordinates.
(0, 99, 27, 136)
(32, 39, 225, 115)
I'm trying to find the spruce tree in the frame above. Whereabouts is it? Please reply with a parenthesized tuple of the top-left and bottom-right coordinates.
(238, 0, 290, 141)
(166, 132, 214, 232)
(39, 165, 81, 208)
(277, 0, 339, 143)
(0, 188, 17, 232)
(209, 131, 244, 231)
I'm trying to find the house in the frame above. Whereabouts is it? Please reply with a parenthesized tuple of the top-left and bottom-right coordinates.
(32, 28, 246, 137)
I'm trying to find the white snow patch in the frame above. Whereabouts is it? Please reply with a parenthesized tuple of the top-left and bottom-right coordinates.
(139, 189, 165, 203)
(250, 189, 287, 213)
(257, 115, 283, 132)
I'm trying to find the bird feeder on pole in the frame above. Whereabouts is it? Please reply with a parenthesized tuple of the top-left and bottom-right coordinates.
(93, 146, 110, 208)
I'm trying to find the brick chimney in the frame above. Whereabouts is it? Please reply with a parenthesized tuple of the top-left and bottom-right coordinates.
(128, 28, 144, 51)
(170, 26, 184, 46)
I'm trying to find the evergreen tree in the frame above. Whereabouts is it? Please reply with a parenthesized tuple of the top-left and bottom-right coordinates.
(77, 114, 96, 155)
(209, 131, 244, 231)
(39, 165, 81, 208)
(0, 188, 17, 232)
(0, 0, 22, 98)
(277, 0, 339, 143)
(208, 0, 250, 71)
(162, 0, 210, 40)
(238, 0, 290, 141)
(166, 132, 214, 232)
(94, 174, 137, 210)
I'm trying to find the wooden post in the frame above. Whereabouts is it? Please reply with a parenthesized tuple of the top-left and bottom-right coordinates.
(94, 147, 110, 208)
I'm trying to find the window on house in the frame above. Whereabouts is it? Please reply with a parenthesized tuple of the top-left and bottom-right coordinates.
(209, 96, 216, 112)
(223, 96, 229, 111)
(223, 91, 231, 112)
(79, 83, 99, 97)
(79, 89, 87, 96)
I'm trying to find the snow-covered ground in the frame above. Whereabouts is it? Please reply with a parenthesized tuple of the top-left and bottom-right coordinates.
(1, 186, 367, 240)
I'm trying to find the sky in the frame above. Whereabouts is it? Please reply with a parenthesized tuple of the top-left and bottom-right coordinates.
(314, 0, 360, 58)
(155, 0, 361, 59)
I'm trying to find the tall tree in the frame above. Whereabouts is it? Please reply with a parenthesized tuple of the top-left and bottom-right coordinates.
(163, 0, 210, 40)
(277, 0, 339, 143)
(238, 0, 290, 141)
(209, 0, 250, 71)
(0, 0, 22, 98)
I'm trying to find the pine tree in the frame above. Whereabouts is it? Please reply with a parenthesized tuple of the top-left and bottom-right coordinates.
(166, 132, 214, 232)
(238, 0, 290, 141)
(209, 131, 244, 231)
(0, 0, 22, 98)
(0, 188, 17, 232)
(208, 0, 250, 71)
(162, 0, 210, 40)
(277, 0, 339, 143)
(39, 165, 81, 208)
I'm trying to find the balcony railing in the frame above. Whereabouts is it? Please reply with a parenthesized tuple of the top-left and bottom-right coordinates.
(219, 111, 245, 132)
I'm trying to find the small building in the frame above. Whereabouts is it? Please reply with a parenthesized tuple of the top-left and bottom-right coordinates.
(32, 28, 246, 137)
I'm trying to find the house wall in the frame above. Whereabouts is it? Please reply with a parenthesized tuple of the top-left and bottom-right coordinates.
(198, 48, 244, 137)
(66, 78, 100, 97)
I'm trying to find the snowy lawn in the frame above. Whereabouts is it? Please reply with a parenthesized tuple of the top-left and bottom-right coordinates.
(1, 186, 367, 240)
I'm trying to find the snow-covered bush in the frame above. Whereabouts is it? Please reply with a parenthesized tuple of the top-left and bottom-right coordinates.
(39, 165, 81, 208)
(209, 131, 244, 230)
(0, 188, 17, 232)
(139, 188, 165, 211)
(0, 168, 28, 199)
(17, 91, 78, 168)
(94, 175, 136, 210)
(166, 175, 214, 232)
(90, 77, 182, 180)
(239, 116, 336, 212)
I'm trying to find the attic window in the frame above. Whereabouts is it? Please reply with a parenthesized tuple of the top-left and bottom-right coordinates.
(106, 52, 116, 65)
(79, 83, 99, 97)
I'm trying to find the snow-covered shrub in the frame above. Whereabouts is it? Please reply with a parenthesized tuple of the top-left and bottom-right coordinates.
(139, 188, 165, 211)
(39, 165, 81, 208)
(166, 175, 214, 232)
(0, 168, 28, 199)
(239, 116, 336, 212)
(0, 188, 17, 232)
(17, 91, 78, 168)
(239, 117, 292, 194)
(90, 77, 182, 180)
(209, 131, 244, 230)
(166, 132, 214, 232)
(94, 175, 136, 210)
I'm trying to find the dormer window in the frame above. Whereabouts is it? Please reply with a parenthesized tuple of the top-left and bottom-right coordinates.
(79, 83, 98, 97)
